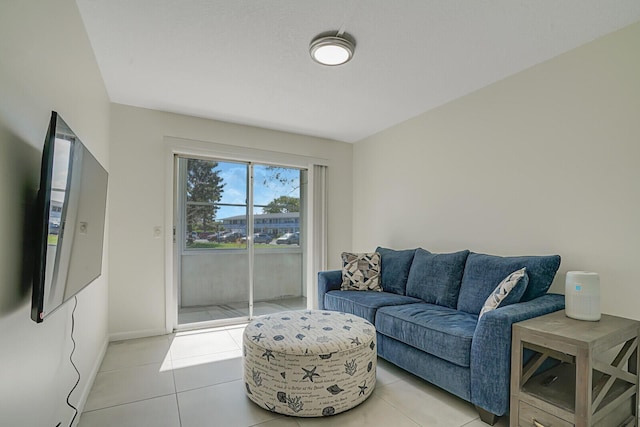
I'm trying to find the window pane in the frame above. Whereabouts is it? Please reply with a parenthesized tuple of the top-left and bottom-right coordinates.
(253, 165, 300, 211)
(186, 158, 226, 203)
(185, 204, 220, 248)
(253, 165, 301, 247)
(186, 204, 217, 235)
(217, 205, 247, 241)
(214, 161, 247, 205)
(184, 159, 248, 250)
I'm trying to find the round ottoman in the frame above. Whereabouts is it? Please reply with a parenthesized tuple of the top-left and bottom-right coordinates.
(243, 310, 376, 417)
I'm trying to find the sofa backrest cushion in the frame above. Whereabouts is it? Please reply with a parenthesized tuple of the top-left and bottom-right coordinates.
(406, 248, 470, 308)
(375, 247, 416, 295)
(457, 252, 561, 314)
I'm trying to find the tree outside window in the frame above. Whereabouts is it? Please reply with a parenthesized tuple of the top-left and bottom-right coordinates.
(186, 159, 225, 239)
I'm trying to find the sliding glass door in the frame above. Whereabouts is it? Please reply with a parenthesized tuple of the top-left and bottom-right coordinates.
(176, 157, 306, 327)
(251, 165, 306, 316)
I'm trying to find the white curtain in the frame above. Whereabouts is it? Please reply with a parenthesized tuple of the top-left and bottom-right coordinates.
(309, 164, 327, 308)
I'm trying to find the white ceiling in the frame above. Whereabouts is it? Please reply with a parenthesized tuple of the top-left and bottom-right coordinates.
(76, 1, 640, 143)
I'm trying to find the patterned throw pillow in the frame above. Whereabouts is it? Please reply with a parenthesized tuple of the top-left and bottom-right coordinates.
(478, 268, 527, 319)
(341, 252, 382, 292)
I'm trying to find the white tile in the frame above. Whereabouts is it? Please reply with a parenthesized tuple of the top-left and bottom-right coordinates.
(375, 358, 410, 386)
(177, 379, 280, 427)
(84, 363, 175, 411)
(170, 328, 240, 360)
(296, 395, 421, 427)
(78, 394, 180, 427)
(100, 335, 172, 372)
(227, 325, 246, 347)
(374, 376, 478, 427)
(462, 416, 510, 427)
(82, 322, 501, 427)
(250, 417, 302, 427)
(172, 349, 244, 392)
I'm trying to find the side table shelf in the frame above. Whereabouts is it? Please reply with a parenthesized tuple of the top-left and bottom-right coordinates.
(510, 311, 639, 427)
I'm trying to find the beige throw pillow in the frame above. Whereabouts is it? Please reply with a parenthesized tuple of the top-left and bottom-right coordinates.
(478, 268, 527, 319)
(341, 252, 382, 292)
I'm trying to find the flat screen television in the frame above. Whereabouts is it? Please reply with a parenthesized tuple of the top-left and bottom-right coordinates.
(31, 111, 108, 323)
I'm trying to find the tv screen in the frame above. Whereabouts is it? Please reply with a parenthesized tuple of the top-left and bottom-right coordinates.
(31, 111, 108, 323)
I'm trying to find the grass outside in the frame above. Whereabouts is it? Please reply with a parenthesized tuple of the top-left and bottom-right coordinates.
(48, 235, 58, 245)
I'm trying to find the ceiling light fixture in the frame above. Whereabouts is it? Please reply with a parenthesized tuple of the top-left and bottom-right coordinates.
(309, 33, 355, 66)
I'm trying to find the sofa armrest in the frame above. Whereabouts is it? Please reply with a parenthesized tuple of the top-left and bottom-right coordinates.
(470, 293, 565, 416)
(317, 270, 342, 310)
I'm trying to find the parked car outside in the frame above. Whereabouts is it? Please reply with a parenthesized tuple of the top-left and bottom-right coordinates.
(276, 232, 299, 245)
(215, 231, 233, 242)
(242, 233, 273, 244)
(207, 232, 224, 242)
(220, 232, 244, 242)
(254, 233, 273, 244)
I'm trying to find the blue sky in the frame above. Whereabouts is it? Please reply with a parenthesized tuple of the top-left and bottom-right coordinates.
(215, 162, 300, 220)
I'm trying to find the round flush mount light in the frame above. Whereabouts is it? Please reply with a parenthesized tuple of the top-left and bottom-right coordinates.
(309, 33, 355, 66)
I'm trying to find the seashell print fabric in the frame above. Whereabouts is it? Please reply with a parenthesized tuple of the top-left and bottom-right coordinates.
(243, 310, 377, 417)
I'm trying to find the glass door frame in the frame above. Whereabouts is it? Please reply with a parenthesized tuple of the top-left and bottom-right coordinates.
(175, 156, 253, 326)
(175, 158, 261, 329)
(166, 138, 321, 332)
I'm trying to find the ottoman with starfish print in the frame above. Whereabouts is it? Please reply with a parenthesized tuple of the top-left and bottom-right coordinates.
(242, 309, 377, 417)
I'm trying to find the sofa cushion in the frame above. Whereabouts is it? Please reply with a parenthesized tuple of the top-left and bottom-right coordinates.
(323, 290, 421, 324)
(405, 249, 470, 308)
(341, 252, 382, 291)
(376, 303, 478, 367)
(457, 253, 561, 314)
(375, 247, 416, 295)
(478, 268, 528, 319)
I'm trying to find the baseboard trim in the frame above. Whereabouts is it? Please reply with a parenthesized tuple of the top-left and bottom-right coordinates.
(109, 328, 169, 342)
(72, 335, 108, 426)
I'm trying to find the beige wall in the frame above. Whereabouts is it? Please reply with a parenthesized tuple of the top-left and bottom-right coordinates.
(109, 104, 353, 338)
(353, 23, 640, 321)
(0, 1, 111, 426)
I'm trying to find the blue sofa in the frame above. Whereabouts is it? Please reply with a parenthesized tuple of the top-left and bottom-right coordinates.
(317, 248, 565, 425)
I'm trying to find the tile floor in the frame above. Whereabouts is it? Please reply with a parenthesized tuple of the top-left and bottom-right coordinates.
(79, 324, 510, 427)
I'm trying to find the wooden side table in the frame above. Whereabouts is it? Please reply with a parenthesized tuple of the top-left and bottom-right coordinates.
(510, 310, 639, 427)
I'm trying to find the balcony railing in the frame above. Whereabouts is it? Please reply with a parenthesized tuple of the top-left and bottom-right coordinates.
(180, 248, 303, 307)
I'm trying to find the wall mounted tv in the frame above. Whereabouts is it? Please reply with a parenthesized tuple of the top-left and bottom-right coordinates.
(31, 111, 108, 323)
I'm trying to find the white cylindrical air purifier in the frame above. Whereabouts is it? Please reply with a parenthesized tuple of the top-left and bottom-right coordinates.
(565, 271, 601, 321)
